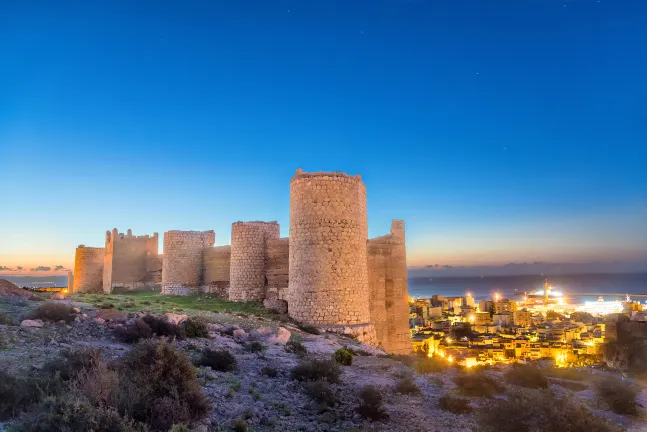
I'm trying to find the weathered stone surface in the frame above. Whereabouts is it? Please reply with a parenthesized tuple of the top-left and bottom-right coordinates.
(287, 170, 371, 327)
(20, 320, 43, 328)
(103, 229, 160, 294)
(267, 327, 291, 345)
(73, 246, 104, 293)
(161, 230, 215, 295)
(263, 298, 288, 314)
(165, 313, 188, 325)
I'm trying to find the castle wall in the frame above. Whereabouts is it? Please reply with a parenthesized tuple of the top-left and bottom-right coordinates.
(203, 245, 231, 297)
(288, 169, 372, 327)
(266, 237, 289, 300)
(103, 228, 160, 293)
(161, 230, 215, 295)
(229, 221, 280, 301)
(73, 246, 104, 293)
(367, 220, 412, 354)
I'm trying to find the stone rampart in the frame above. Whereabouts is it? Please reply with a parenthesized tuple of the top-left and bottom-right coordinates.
(73, 246, 105, 293)
(203, 245, 231, 297)
(162, 230, 215, 295)
(229, 221, 280, 301)
(367, 220, 412, 354)
(288, 169, 371, 325)
(266, 237, 289, 300)
(103, 228, 160, 293)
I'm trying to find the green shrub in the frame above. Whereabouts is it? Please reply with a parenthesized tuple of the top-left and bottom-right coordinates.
(0, 371, 49, 420)
(333, 347, 354, 366)
(477, 388, 615, 432)
(183, 318, 209, 339)
(285, 340, 308, 357)
(594, 376, 638, 415)
(41, 348, 104, 381)
(297, 323, 320, 335)
(394, 376, 421, 395)
(27, 302, 75, 323)
(438, 394, 472, 414)
(245, 340, 266, 353)
(453, 373, 504, 397)
(503, 364, 548, 389)
(415, 356, 449, 373)
(198, 349, 237, 372)
(356, 385, 388, 421)
(13, 397, 145, 432)
(114, 319, 153, 343)
(261, 366, 278, 378)
(303, 380, 337, 408)
(291, 359, 341, 384)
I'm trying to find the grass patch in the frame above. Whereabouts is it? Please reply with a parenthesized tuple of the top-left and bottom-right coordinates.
(71, 290, 269, 317)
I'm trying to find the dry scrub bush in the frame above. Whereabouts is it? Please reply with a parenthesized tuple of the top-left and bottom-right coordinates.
(303, 380, 338, 408)
(415, 356, 449, 373)
(477, 388, 616, 432)
(503, 363, 549, 389)
(438, 394, 472, 414)
(356, 386, 389, 421)
(27, 302, 75, 323)
(198, 349, 238, 372)
(394, 376, 421, 395)
(594, 376, 638, 415)
(285, 340, 308, 357)
(183, 318, 209, 338)
(292, 359, 341, 384)
(453, 372, 504, 397)
(96, 308, 128, 322)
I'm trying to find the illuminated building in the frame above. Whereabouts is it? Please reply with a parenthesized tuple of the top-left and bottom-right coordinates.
(494, 298, 517, 313)
(513, 309, 531, 327)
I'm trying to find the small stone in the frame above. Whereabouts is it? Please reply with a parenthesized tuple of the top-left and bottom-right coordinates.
(52, 292, 65, 300)
(165, 313, 188, 325)
(94, 317, 106, 325)
(20, 320, 43, 328)
(233, 329, 246, 338)
(267, 327, 291, 345)
(72, 307, 81, 313)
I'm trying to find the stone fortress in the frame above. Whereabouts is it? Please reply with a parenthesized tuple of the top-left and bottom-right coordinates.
(72, 169, 411, 354)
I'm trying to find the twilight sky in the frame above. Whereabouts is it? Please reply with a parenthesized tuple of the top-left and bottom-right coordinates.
(1, 0, 646, 276)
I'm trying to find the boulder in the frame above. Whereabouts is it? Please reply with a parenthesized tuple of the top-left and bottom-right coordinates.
(20, 320, 43, 328)
(94, 317, 106, 325)
(263, 298, 288, 315)
(52, 292, 65, 300)
(165, 313, 188, 326)
(232, 329, 247, 339)
(250, 326, 274, 338)
(267, 327, 291, 345)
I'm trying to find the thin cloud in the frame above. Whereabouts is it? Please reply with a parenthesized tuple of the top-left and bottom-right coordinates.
(16, 266, 24, 271)
(0, 265, 13, 271)
(54, 265, 65, 271)
(30, 266, 52, 272)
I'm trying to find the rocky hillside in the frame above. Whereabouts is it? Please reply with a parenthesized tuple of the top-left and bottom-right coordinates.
(0, 291, 645, 432)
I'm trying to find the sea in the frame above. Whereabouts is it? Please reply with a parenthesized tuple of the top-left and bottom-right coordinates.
(3, 273, 647, 305)
(409, 273, 647, 304)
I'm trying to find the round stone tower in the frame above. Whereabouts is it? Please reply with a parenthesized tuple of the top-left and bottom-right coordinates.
(162, 230, 215, 295)
(73, 245, 105, 293)
(288, 169, 372, 326)
(229, 221, 280, 301)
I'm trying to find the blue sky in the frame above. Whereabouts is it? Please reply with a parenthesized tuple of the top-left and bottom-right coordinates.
(1, 0, 646, 274)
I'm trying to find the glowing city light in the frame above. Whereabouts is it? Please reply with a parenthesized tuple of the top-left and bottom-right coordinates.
(446, 337, 452, 345)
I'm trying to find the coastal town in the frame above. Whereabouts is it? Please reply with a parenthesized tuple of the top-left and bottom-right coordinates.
(409, 281, 647, 368)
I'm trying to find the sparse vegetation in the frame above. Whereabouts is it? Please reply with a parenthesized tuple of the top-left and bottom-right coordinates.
(438, 394, 472, 414)
(291, 359, 341, 383)
(141, 314, 185, 339)
(503, 363, 548, 389)
(550, 379, 588, 391)
(297, 323, 320, 335)
(0, 312, 15, 325)
(114, 318, 154, 343)
(477, 388, 615, 432)
(285, 340, 308, 357)
(543, 367, 589, 381)
(356, 385, 388, 421)
(594, 376, 638, 415)
(303, 380, 337, 408)
(415, 356, 449, 373)
(394, 376, 421, 395)
(27, 302, 75, 323)
(453, 372, 504, 397)
(198, 349, 238, 372)
(333, 347, 354, 366)
(245, 340, 266, 353)
(261, 366, 278, 378)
